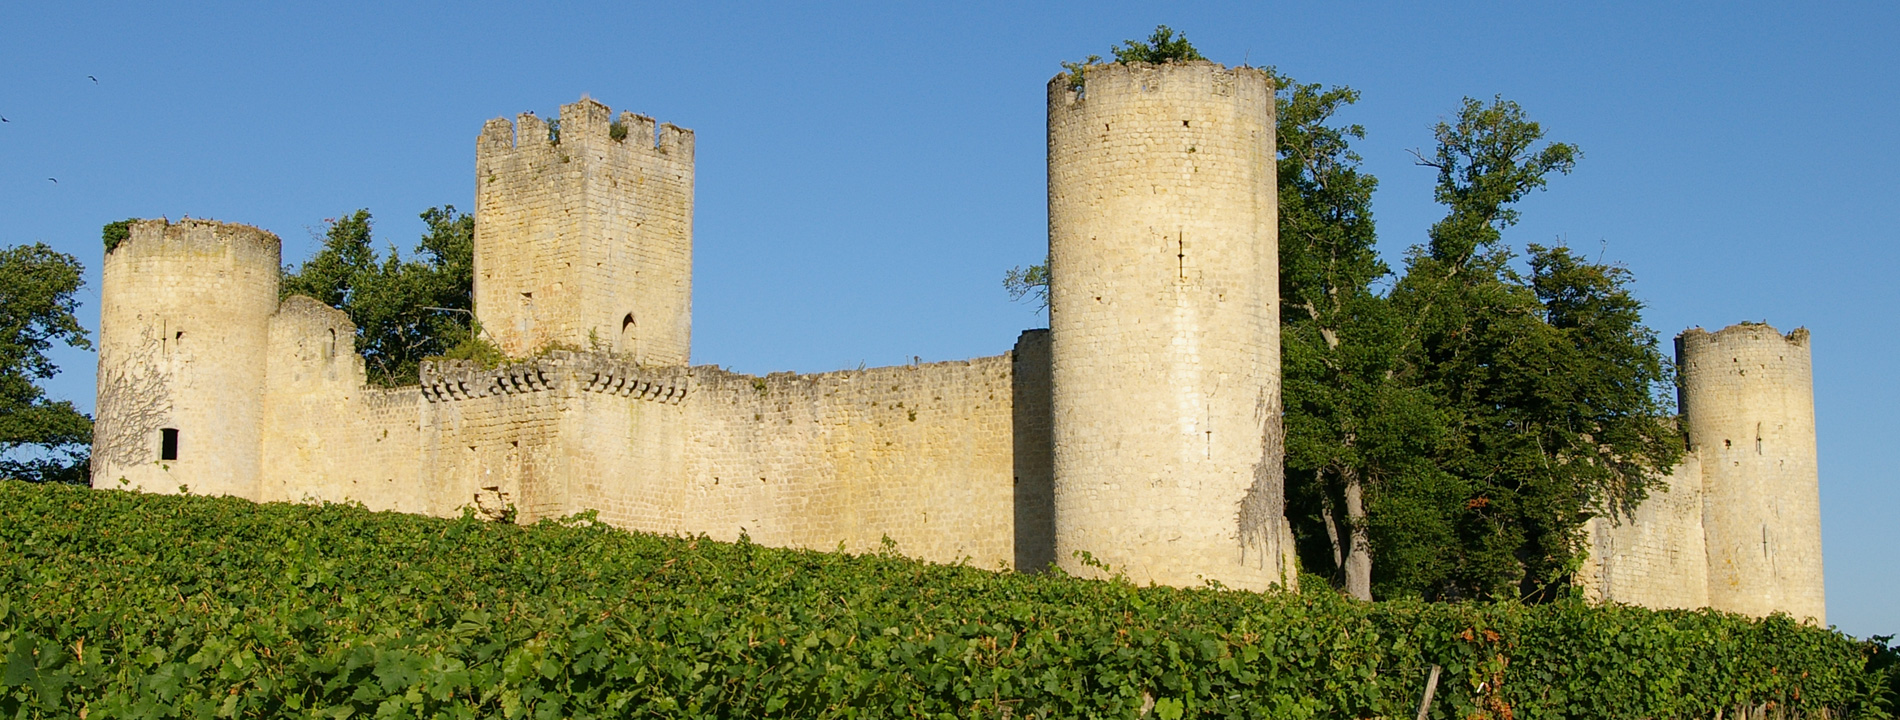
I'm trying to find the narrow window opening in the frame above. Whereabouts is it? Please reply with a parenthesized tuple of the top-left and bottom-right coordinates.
(325, 328, 337, 359)
(159, 428, 179, 461)
(619, 313, 636, 353)
(1755, 422, 1763, 454)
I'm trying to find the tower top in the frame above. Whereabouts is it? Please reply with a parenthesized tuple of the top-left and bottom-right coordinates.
(110, 218, 279, 259)
(478, 97, 693, 160)
(1050, 60, 1272, 105)
(473, 95, 695, 364)
(1679, 322, 1809, 350)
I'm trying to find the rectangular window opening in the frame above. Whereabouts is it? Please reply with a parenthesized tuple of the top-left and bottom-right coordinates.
(160, 428, 179, 461)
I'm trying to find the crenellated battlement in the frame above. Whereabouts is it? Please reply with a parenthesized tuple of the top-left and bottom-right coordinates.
(476, 98, 693, 161)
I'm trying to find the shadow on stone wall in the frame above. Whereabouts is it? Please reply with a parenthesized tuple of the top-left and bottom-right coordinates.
(1011, 329, 1056, 572)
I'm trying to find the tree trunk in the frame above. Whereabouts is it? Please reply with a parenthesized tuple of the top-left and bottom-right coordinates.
(1319, 485, 1345, 575)
(1342, 464, 1373, 601)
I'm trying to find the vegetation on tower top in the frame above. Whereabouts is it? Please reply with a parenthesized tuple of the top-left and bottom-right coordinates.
(100, 218, 136, 254)
(1061, 25, 1207, 90)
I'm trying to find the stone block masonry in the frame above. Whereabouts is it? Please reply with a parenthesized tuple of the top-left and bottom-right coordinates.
(94, 219, 280, 498)
(1048, 61, 1295, 591)
(1680, 323, 1825, 622)
(476, 98, 693, 365)
(90, 86, 1822, 620)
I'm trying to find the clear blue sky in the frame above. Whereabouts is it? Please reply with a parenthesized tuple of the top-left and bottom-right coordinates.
(2, 2, 1892, 636)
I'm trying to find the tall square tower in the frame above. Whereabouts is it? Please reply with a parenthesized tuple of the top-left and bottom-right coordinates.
(474, 97, 694, 365)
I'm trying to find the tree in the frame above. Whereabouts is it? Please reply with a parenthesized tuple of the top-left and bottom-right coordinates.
(1390, 97, 1682, 600)
(0, 243, 92, 483)
(1275, 73, 1450, 600)
(281, 207, 475, 386)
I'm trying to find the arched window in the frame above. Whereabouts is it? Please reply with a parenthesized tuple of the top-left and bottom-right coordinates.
(619, 313, 637, 355)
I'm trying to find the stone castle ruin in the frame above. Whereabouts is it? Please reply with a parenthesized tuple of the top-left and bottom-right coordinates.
(90, 62, 1823, 620)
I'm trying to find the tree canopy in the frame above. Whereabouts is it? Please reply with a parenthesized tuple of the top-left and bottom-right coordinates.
(0, 243, 93, 483)
(1390, 101, 1687, 596)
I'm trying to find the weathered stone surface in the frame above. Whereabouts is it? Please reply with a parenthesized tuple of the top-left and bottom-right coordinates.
(94, 219, 279, 498)
(1047, 62, 1295, 591)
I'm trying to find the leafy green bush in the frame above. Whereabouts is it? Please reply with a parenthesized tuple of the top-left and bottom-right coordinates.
(100, 219, 136, 254)
(1061, 25, 1207, 92)
(0, 481, 1886, 718)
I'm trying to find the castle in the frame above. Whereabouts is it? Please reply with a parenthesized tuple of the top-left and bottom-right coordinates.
(89, 62, 1824, 620)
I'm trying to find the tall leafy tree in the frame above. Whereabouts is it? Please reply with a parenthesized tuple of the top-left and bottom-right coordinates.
(281, 207, 475, 386)
(1275, 74, 1449, 600)
(1392, 97, 1682, 600)
(0, 243, 92, 483)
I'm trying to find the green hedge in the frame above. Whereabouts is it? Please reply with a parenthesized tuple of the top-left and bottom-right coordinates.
(0, 481, 1889, 718)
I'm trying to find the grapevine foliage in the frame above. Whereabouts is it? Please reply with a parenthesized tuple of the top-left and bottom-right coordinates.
(0, 481, 1887, 718)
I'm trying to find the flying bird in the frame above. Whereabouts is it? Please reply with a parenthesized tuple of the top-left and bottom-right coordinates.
(1, 116, 8, 122)
(88, 75, 98, 84)
(47, 178, 57, 184)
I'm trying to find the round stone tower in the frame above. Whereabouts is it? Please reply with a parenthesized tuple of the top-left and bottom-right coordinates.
(1677, 323, 1824, 622)
(1046, 61, 1295, 591)
(93, 219, 280, 497)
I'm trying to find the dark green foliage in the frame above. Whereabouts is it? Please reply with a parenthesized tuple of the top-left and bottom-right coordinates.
(1869, 636, 1900, 715)
(280, 207, 475, 387)
(1275, 72, 1449, 601)
(0, 481, 1886, 718)
(1112, 25, 1204, 64)
(1390, 97, 1682, 600)
(609, 120, 629, 142)
(1060, 25, 1206, 91)
(0, 246, 91, 484)
(99, 219, 135, 255)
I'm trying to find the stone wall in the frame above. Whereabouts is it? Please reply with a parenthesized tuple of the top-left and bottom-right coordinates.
(1046, 61, 1294, 590)
(93, 220, 280, 497)
(552, 356, 692, 533)
(1577, 453, 1710, 610)
(674, 331, 1051, 569)
(417, 359, 572, 522)
(258, 296, 427, 514)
